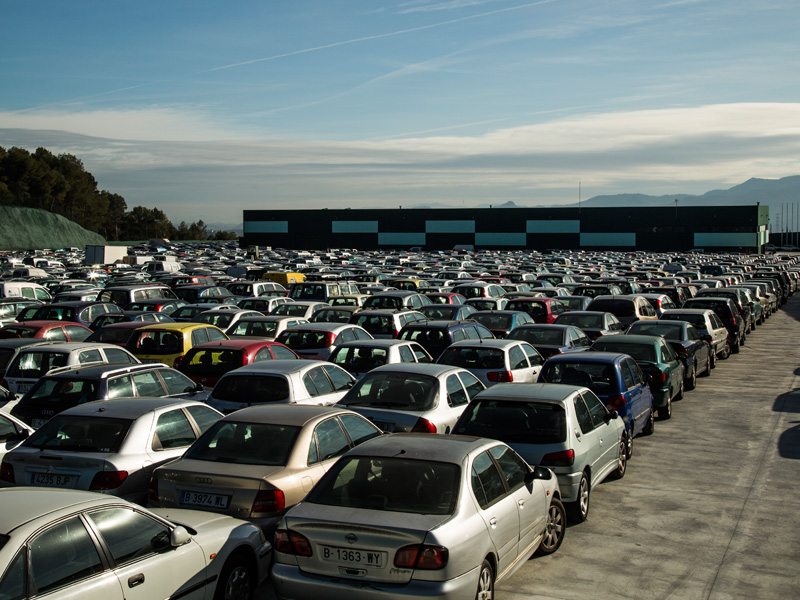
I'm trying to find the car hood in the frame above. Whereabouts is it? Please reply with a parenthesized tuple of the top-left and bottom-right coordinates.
(150, 506, 253, 532)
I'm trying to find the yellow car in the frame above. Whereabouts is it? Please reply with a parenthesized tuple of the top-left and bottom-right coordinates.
(125, 323, 228, 368)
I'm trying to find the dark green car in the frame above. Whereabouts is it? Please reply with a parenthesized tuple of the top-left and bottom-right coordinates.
(591, 334, 685, 419)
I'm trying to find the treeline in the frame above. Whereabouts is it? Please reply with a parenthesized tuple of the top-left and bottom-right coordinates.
(0, 146, 237, 241)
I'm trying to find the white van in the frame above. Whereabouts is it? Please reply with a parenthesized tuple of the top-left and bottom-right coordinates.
(0, 282, 52, 302)
(10, 267, 48, 279)
(144, 261, 181, 274)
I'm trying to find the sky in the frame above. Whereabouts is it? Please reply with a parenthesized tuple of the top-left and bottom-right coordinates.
(2, 0, 800, 227)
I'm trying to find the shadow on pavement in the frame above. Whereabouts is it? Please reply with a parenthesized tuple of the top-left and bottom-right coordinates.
(772, 389, 800, 458)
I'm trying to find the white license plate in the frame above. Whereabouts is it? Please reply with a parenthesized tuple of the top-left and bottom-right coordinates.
(320, 545, 384, 567)
(179, 491, 230, 509)
(32, 473, 75, 487)
(31, 418, 48, 428)
(17, 384, 31, 393)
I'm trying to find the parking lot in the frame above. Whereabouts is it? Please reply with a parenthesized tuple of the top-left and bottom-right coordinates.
(260, 294, 800, 599)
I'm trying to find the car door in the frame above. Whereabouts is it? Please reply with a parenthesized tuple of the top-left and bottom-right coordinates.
(572, 393, 607, 485)
(22, 515, 124, 600)
(508, 343, 536, 382)
(623, 358, 651, 435)
(85, 506, 208, 600)
(470, 450, 520, 577)
(582, 391, 620, 478)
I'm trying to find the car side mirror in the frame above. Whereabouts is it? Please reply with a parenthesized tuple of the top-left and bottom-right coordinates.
(170, 526, 192, 548)
(7, 429, 29, 443)
(529, 466, 552, 481)
(604, 410, 620, 422)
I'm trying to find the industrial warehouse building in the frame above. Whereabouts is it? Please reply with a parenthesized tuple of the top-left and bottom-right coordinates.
(241, 204, 770, 252)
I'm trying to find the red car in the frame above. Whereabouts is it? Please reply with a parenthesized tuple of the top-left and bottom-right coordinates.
(85, 321, 155, 346)
(504, 297, 568, 324)
(176, 339, 299, 387)
(423, 292, 468, 305)
(0, 320, 92, 342)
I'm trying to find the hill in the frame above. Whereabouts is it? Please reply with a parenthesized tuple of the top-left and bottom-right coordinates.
(0, 205, 105, 251)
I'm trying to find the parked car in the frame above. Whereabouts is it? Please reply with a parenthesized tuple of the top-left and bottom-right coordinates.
(626, 320, 712, 388)
(558, 295, 593, 311)
(360, 291, 432, 311)
(450, 281, 507, 299)
(192, 308, 264, 331)
(463, 297, 509, 311)
(124, 322, 229, 368)
(206, 360, 356, 414)
(0, 487, 271, 599)
(270, 300, 329, 319)
(328, 339, 433, 379)
(468, 310, 535, 338)
(9, 362, 208, 428)
(553, 310, 626, 341)
(1, 397, 221, 503)
(349, 309, 427, 339)
(504, 297, 567, 324)
(584, 295, 658, 327)
(659, 308, 731, 360)
(436, 339, 543, 386)
(169, 302, 239, 322)
(276, 323, 373, 361)
(453, 382, 627, 522)
(419, 303, 478, 321)
(226, 315, 308, 341)
(271, 434, 565, 599)
(682, 297, 746, 354)
(337, 363, 485, 434)
(539, 352, 655, 444)
(591, 334, 685, 419)
(507, 323, 592, 358)
(148, 404, 383, 534)
(237, 296, 293, 314)
(310, 305, 362, 324)
(397, 320, 494, 360)
(177, 339, 299, 387)
(89, 311, 175, 330)
(123, 298, 187, 313)
(29, 301, 124, 328)
(85, 321, 153, 347)
(0, 320, 92, 342)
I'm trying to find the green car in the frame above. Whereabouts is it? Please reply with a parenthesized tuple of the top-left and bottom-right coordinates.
(591, 334, 685, 419)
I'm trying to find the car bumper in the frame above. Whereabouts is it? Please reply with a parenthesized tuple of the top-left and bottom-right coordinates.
(554, 471, 583, 503)
(651, 387, 670, 407)
(271, 562, 479, 600)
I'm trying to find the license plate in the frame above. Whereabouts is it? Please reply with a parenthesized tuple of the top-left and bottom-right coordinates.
(320, 545, 384, 567)
(32, 473, 75, 487)
(373, 420, 395, 433)
(179, 491, 230, 509)
(17, 384, 31, 393)
(31, 418, 48, 428)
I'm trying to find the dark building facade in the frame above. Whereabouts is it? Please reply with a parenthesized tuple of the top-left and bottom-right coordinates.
(242, 205, 769, 252)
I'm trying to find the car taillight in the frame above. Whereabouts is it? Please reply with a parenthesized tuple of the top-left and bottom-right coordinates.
(90, 470, 128, 490)
(324, 332, 336, 347)
(411, 417, 437, 433)
(173, 356, 183, 368)
(275, 529, 312, 556)
(0, 462, 14, 484)
(731, 316, 737, 327)
(606, 394, 626, 410)
(487, 371, 513, 383)
(541, 449, 574, 467)
(675, 347, 688, 357)
(650, 371, 666, 384)
(252, 489, 285, 513)
(147, 477, 159, 504)
(394, 544, 449, 569)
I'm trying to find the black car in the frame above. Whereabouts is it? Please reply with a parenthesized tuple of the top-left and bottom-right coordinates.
(553, 310, 626, 341)
(682, 297, 745, 354)
(397, 320, 494, 360)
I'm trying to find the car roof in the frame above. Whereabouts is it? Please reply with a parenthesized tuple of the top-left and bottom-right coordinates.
(190, 339, 282, 350)
(0, 488, 111, 535)
(284, 322, 357, 332)
(368, 362, 465, 376)
(545, 351, 628, 364)
(474, 382, 583, 402)
(218, 404, 352, 426)
(17, 342, 119, 352)
(347, 432, 490, 464)
(221, 359, 330, 375)
(596, 334, 662, 344)
(42, 362, 164, 378)
(334, 339, 418, 349)
(135, 323, 216, 332)
(447, 339, 528, 350)
(60, 396, 209, 418)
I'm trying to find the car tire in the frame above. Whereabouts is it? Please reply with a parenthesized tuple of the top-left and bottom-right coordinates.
(475, 560, 494, 600)
(685, 362, 697, 390)
(642, 404, 655, 435)
(721, 341, 731, 359)
(700, 353, 712, 377)
(624, 428, 633, 458)
(732, 339, 740, 354)
(710, 348, 717, 368)
(214, 553, 254, 600)
(567, 473, 590, 523)
(610, 434, 628, 480)
(536, 497, 566, 556)
(658, 396, 672, 419)
(674, 380, 684, 401)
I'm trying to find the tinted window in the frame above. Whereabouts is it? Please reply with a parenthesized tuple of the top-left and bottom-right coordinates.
(509, 345, 527, 370)
(185, 421, 299, 465)
(574, 394, 594, 434)
(489, 445, 528, 490)
(212, 375, 289, 403)
(104, 348, 137, 364)
(153, 409, 196, 450)
(339, 372, 438, 411)
(29, 517, 103, 594)
(0, 551, 25, 600)
(24, 416, 131, 453)
(471, 451, 506, 509)
(303, 367, 335, 397)
(456, 399, 565, 444)
(87, 507, 171, 565)
(338, 413, 382, 446)
(309, 418, 350, 464)
(107, 375, 134, 399)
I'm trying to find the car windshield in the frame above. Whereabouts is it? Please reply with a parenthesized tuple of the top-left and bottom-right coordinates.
(557, 313, 603, 329)
(455, 400, 567, 444)
(128, 330, 183, 355)
(509, 328, 563, 345)
(211, 375, 289, 403)
(279, 330, 329, 349)
(330, 346, 388, 372)
(306, 456, 459, 515)
(25, 415, 132, 453)
(195, 313, 235, 328)
(438, 347, 505, 369)
(340, 372, 438, 411)
(541, 362, 616, 393)
(593, 341, 656, 362)
(184, 421, 299, 465)
(7, 351, 69, 378)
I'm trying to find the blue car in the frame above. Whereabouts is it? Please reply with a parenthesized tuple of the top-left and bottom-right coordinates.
(539, 352, 655, 452)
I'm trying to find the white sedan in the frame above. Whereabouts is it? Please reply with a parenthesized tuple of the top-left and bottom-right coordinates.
(0, 487, 271, 599)
(436, 339, 544, 387)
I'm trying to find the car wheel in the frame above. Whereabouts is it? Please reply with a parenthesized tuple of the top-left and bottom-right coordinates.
(732, 339, 740, 354)
(642, 404, 655, 435)
(710, 349, 717, 369)
(610, 434, 628, 480)
(214, 554, 254, 600)
(567, 473, 590, 522)
(475, 560, 494, 600)
(674, 380, 684, 401)
(721, 341, 731, 359)
(536, 498, 566, 555)
(625, 428, 633, 458)
(700, 354, 712, 377)
(658, 396, 672, 419)
(685, 362, 697, 390)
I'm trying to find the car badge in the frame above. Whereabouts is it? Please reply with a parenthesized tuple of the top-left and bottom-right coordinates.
(345, 533, 358, 544)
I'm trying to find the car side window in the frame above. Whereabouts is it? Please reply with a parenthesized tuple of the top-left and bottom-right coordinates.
(338, 413, 382, 446)
(304, 367, 335, 397)
(0, 550, 25, 599)
(471, 451, 507, 509)
(620, 361, 635, 390)
(309, 418, 350, 463)
(452, 329, 467, 342)
(78, 349, 103, 364)
(104, 348, 137, 364)
(354, 328, 372, 340)
(398, 345, 415, 362)
(489, 445, 528, 491)
(686, 325, 701, 341)
(522, 343, 543, 366)
(322, 365, 353, 391)
(476, 325, 494, 339)
(107, 375, 134, 399)
(628, 359, 646, 386)
(45, 328, 68, 342)
(87, 507, 172, 566)
(152, 409, 196, 450)
(573, 395, 594, 434)
(132, 370, 166, 397)
(185, 405, 221, 434)
(64, 325, 91, 342)
(191, 329, 209, 346)
(508, 345, 528, 370)
(661, 341, 677, 361)
(272, 345, 298, 360)
(446, 374, 468, 407)
(29, 516, 103, 595)
(339, 328, 355, 343)
(160, 369, 196, 395)
(34, 288, 50, 301)
(583, 391, 609, 425)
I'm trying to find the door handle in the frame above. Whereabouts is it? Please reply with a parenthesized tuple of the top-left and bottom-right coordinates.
(128, 573, 145, 588)
(489, 517, 497, 527)
(518, 499, 525, 508)
(574, 428, 581, 439)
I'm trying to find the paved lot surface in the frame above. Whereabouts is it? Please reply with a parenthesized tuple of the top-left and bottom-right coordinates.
(259, 295, 800, 599)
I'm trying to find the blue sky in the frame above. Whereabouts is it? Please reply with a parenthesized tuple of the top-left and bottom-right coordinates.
(2, 0, 800, 225)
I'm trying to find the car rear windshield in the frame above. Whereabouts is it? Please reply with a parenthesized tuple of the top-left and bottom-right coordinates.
(127, 330, 183, 355)
(211, 375, 289, 403)
(506, 301, 547, 316)
(473, 314, 512, 330)
(508, 328, 563, 345)
(363, 296, 403, 309)
(279, 330, 329, 349)
(421, 306, 458, 320)
(87, 328, 135, 345)
(556, 313, 603, 329)
(329, 346, 388, 371)
(180, 349, 245, 377)
(592, 341, 656, 362)
(306, 456, 459, 515)
(340, 372, 438, 411)
(438, 347, 505, 369)
(184, 421, 300, 466)
(455, 400, 567, 444)
(7, 351, 69, 379)
(229, 320, 278, 337)
(0, 326, 37, 339)
(586, 299, 635, 316)
(628, 323, 682, 340)
(25, 415, 132, 453)
(661, 313, 707, 329)
(353, 314, 392, 335)
(541, 361, 617, 393)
